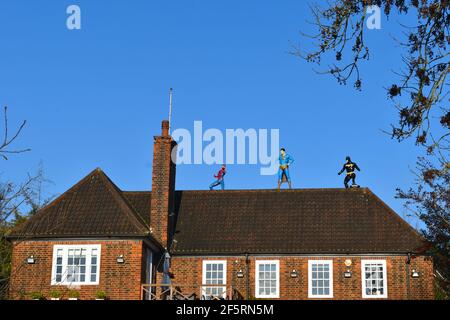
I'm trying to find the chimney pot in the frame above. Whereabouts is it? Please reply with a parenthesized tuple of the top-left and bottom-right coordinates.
(162, 120, 169, 137)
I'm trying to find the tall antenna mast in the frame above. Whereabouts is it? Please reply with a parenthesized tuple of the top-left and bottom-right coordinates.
(168, 88, 173, 135)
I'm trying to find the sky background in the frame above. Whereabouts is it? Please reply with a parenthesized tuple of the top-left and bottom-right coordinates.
(0, 1, 426, 229)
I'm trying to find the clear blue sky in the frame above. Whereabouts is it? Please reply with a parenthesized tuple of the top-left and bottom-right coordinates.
(0, 1, 425, 228)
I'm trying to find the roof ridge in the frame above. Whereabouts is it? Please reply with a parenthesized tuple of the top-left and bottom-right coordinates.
(122, 188, 369, 193)
(173, 188, 369, 193)
(95, 170, 150, 233)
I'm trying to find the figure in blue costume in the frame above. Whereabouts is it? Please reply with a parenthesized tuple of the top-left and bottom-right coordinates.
(277, 148, 294, 190)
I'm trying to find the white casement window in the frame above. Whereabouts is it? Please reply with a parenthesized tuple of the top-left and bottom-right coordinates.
(361, 260, 388, 298)
(255, 260, 280, 299)
(51, 245, 101, 285)
(308, 260, 333, 298)
(202, 260, 227, 299)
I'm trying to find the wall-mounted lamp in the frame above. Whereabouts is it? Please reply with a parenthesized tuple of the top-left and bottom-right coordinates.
(344, 270, 352, 278)
(290, 270, 298, 278)
(26, 255, 35, 264)
(411, 270, 420, 278)
(236, 270, 244, 278)
(116, 255, 125, 264)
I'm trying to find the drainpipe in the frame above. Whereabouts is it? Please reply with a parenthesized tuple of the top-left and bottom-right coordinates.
(406, 252, 411, 300)
(245, 253, 250, 300)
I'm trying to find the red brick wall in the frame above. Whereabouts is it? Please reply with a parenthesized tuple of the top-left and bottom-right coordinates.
(9, 239, 434, 300)
(170, 255, 435, 300)
(9, 240, 146, 300)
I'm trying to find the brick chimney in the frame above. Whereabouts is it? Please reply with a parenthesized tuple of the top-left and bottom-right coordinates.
(150, 120, 177, 249)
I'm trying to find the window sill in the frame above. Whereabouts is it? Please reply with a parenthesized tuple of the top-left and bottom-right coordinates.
(308, 295, 334, 299)
(254, 295, 280, 299)
(51, 282, 99, 286)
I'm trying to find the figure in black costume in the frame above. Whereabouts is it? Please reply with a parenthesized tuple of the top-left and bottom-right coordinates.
(338, 156, 361, 188)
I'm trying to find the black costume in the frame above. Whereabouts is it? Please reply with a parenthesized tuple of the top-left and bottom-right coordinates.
(338, 157, 361, 188)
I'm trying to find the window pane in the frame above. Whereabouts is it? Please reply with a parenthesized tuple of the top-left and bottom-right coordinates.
(55, 246, 100, 284)
(256, 263, 278, 297)
(363, 263, 385, 296)
(203, 263, 226, 298)
(310, 262, 332, 296)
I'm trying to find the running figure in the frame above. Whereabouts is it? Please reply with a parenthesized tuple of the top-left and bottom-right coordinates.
(338, 156, 361, 188)
(209, 165, 226, 190)
(278, 148, 294, 190)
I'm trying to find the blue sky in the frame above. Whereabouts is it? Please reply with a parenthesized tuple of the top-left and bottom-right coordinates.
(0, 1, 425, 228)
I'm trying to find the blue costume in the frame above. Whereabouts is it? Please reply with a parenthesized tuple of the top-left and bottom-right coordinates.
(278, 154, 294, 182)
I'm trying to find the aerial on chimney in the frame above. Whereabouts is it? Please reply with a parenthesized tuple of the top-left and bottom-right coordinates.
(168, 88, 173, 135)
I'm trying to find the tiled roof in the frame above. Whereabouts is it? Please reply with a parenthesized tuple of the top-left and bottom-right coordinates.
(10, 169, 427, 255)
(169, 189, 427, 255)
(9, 169, 151, 239)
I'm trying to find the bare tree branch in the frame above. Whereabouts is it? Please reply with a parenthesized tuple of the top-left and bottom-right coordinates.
(0, 106, 31, 160)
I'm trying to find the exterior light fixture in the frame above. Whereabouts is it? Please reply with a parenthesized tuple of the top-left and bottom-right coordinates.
(411, 270, 420, 278)
(26, 255, 35, 264)
(290, 270, 298, 278)
(344, 270, 352, 278)
(236, 270, 244, 278)
(116, 255, 125, 264)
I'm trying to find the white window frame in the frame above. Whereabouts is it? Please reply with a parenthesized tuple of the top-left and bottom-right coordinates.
(202, 260, 227, 299)
(308, 260, 334, 298)
(51, 244, 101, 286)
(361, 259, 388, 299)
(255, 260, 280, 299)
(145, 248, 153, 286)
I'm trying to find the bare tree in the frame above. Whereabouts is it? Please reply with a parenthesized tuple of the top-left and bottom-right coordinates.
(0, 106, 52, 299)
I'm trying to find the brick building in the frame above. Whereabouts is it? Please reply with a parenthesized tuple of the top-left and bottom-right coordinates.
(7, 120, 434, 300)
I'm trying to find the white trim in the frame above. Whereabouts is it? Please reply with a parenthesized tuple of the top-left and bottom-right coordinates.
(146, 248, 153, 285)
(308, 260, 334, 298)
(361, 259, 388, 299)
(255, 260, 280, 299)
(201, 260, 227, 299)
(172, 253, 412, 258)
(51, 244, 101, 286)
